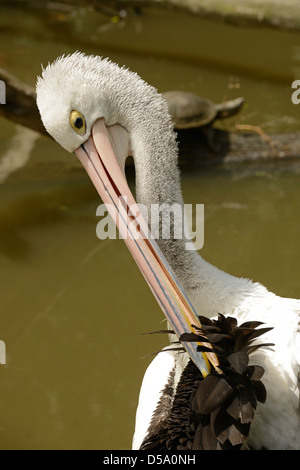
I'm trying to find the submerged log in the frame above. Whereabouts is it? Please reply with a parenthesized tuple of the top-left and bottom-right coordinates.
(0, 67, 47, 136)
(177, 128, 300, 166)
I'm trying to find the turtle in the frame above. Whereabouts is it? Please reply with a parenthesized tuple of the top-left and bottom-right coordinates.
(162, 91, 244, 151)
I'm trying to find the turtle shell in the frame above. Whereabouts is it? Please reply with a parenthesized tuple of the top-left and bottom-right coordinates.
(162, 91, 217, 129)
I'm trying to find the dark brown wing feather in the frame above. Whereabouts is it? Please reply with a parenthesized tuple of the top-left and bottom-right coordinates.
(140, 314, 272, 450)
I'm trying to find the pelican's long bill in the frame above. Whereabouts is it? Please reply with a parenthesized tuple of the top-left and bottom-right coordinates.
(75, 118, 219, 376)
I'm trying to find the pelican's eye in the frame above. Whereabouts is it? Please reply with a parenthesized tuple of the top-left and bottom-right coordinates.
(69, 110, 86, 136)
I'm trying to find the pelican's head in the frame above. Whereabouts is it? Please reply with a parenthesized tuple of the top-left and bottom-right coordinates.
(36, 52, 218, 377)
(36, 52, 121, 153)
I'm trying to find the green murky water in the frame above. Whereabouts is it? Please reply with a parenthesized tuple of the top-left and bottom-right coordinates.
(0, 4, 299, 449)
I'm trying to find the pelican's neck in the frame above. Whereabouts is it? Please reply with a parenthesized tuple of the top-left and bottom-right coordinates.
(130, 114, 201, 291)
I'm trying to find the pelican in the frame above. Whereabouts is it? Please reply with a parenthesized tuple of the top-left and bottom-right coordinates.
(36, 52, 300, 450)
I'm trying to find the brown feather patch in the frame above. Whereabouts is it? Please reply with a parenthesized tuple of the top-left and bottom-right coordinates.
(140, 314, 273, 450)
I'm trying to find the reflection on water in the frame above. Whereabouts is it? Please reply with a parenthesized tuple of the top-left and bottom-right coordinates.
(0, 4, 299, 450)
(0, 127, 39, 184)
